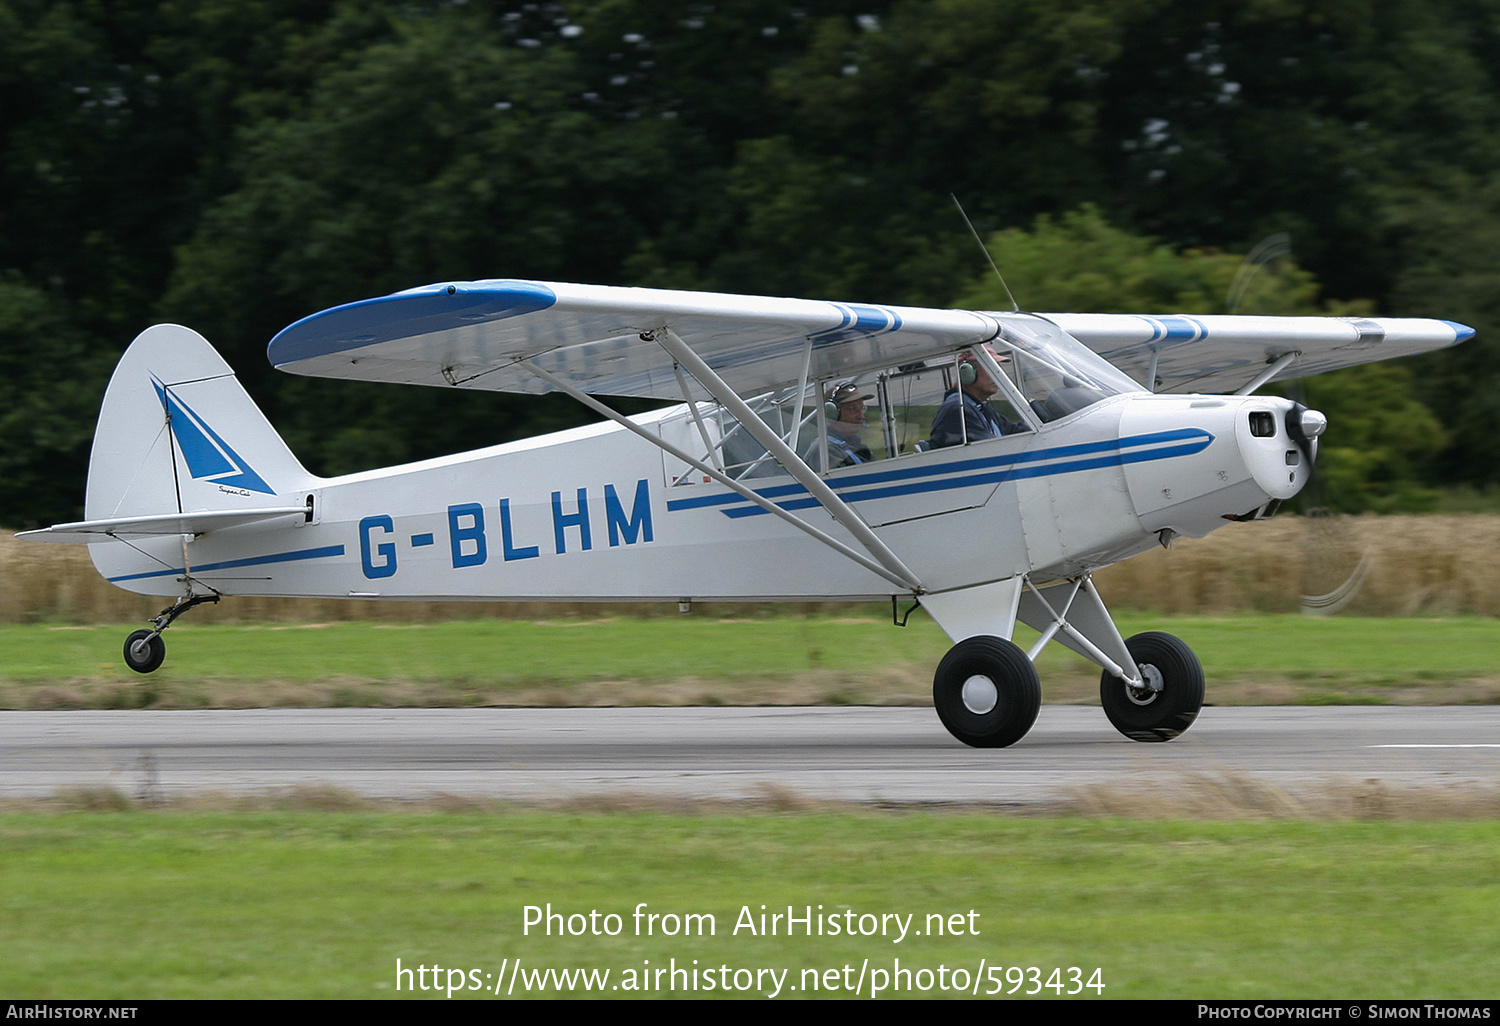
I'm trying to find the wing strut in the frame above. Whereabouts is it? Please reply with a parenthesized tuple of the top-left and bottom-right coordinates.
(520, 361, 924, 592)
(1233, 351, 1300, 396)
(647, 327, 925, 593)
(672, 361, 722, 473)
(787, 335, 815, 457)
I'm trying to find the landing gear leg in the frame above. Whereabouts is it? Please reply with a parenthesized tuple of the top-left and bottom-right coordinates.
(922, 574, 1207, 746)
(122, 592, 219, 674)
(1016, 573, 1205, 743)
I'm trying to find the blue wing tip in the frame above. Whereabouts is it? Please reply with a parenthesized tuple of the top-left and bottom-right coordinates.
(267, 279, 558, 367)
(1442, 320, 1477, 342)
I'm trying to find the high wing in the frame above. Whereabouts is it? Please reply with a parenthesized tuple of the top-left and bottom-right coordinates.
(1045, 313, 1474, 394)
(268, 280, 1472, 400)
(268, 280, 1003, 400)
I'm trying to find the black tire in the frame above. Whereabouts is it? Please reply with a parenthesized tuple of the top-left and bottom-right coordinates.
(1100, 631, 1204, 742)
(123, 629, 165, 674)
(933, 636, 1042, 748)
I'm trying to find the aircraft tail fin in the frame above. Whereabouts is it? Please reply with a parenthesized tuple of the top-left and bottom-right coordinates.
(84, 323, 314, 524)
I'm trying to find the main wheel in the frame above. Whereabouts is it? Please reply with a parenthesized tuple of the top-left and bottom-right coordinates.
(933, 636, 1042, 748)
(123, 629, 165, 674)
(1100, 631, 1204, 742)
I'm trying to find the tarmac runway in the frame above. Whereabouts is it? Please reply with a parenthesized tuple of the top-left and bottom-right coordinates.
(3, 705, 1499, 805)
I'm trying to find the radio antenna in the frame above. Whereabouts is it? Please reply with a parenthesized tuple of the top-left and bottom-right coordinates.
(951, 194, 1018, 312)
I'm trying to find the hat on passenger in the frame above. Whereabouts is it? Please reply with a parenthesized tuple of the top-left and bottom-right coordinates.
(826, 382, 873, 406)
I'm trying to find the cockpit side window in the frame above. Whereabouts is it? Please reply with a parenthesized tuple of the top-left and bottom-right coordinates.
(659, 317, 1137, 487)
(657, 390, 800, 487)
(881, 356, 1030, 453)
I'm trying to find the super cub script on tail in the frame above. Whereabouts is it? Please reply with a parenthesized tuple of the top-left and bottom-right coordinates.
(22, 280, 1472, 747)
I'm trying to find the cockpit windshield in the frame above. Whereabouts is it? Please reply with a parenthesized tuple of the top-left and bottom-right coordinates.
(999, 314, 1145, 418)
(655, 314, 1146, 487)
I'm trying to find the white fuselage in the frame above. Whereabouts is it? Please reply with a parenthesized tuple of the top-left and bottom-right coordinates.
(90, 391, 1309, 603)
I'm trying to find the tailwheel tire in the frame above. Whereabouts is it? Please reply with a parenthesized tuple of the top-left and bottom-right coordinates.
(1100, 631, 1204, 742)
(123, 629, 166, 674)
(933, 636, 1041, 748)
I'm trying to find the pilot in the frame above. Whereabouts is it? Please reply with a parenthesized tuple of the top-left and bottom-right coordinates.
(928, 349, 1023, 448)
(817, 382, 876, 469)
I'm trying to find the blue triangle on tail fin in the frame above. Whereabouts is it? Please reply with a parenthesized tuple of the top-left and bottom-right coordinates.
(153, 378, 275, 494)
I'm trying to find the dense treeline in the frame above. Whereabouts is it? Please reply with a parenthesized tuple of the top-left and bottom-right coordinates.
(3, 0, 1498, 526)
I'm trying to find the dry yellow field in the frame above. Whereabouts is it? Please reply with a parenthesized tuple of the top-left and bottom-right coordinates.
(4, 514, 1498, 623)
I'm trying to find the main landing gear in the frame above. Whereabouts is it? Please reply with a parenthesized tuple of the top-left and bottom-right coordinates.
(122, 592, 219, 674)
(923, 575, 1205, 748)
(932, 636, 1041, 748)
(1099, 631, 1205, 742)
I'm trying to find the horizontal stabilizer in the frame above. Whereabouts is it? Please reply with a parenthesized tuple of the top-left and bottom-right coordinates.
(19, 506, 308, 544)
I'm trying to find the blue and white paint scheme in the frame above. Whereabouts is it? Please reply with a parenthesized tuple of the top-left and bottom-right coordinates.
(22, 280, 1472, 748)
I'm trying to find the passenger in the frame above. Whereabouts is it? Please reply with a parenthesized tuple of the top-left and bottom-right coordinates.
(928, 350, 1024, 447)
(817, 382, 876, 469)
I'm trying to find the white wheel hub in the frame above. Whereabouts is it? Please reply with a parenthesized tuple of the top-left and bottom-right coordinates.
(1125, 663, 1165, 706)
(961, 675, 999, 715)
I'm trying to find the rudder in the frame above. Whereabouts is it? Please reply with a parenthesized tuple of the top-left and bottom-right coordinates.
(86, 324, 312, 522)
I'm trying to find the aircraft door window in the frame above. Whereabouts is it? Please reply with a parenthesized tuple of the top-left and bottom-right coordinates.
(878, 365, 953, 455)
(881, 355, 1030, 453)
(806, 379, 888, 473)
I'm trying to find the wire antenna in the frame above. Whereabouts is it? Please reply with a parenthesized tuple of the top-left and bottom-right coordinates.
(951, 194, 1019, 311)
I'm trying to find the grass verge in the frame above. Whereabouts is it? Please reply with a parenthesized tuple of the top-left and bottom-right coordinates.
(1, 802, 1496, 999)
(2, 613, 1498, 709)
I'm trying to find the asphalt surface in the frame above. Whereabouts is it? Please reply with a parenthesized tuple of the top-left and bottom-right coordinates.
(3, 705, 1499, 805)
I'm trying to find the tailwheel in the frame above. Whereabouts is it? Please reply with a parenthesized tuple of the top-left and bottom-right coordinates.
(933, 636, 1041, 748)
(123, 629, 166, 674)
(1100, 631, 1204, 742)
(120, 591, 219, 674)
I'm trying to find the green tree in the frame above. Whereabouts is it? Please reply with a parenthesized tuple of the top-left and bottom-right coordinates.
(1299, 363, 1448, 513)
(161, 8, 686, 473)
(0, 276, 111, 525)
(954, 206, 1447, 512)
(1384, 179, 1500, 488)
(954, 205, 1320, 314)
(1, 0, 1496, 525)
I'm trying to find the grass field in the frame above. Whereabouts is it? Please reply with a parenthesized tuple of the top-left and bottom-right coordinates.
(2, 808, 1498, 999)
(3, 612, 1498, 709)
(4, 612, 1497, 1001)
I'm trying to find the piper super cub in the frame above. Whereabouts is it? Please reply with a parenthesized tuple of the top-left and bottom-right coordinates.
(21, 280, 1473, 747)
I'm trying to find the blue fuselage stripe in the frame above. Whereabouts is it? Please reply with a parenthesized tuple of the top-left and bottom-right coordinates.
(668, 429, 1212, 518)
(107, 545, 347, 583)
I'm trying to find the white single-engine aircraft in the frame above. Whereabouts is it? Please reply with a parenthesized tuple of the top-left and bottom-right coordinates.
(22, 280, 1473, 747)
